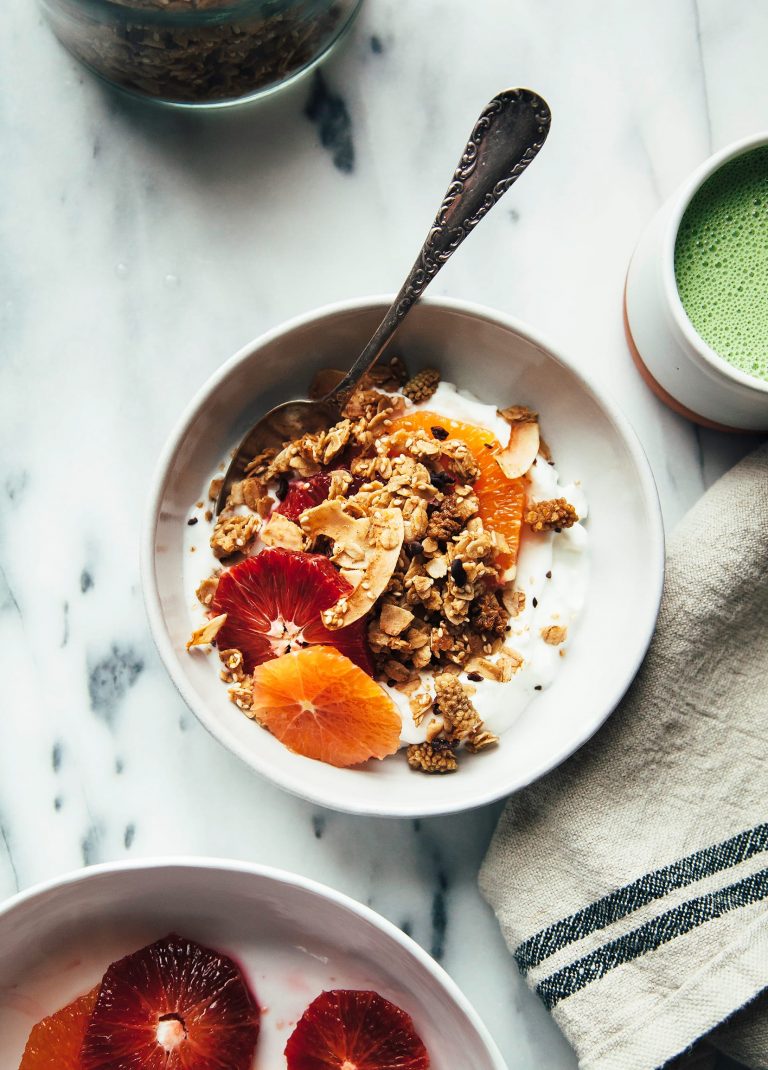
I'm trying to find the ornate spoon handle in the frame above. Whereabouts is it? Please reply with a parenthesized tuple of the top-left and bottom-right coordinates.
(328, 87, 551, 401)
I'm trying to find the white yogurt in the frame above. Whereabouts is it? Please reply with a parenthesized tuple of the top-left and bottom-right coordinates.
(185, 383, 589, 748)
(414, 381, 513, 443)
(390, 383, 589, 743)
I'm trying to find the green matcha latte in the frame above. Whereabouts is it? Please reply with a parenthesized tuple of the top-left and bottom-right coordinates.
(674, 146, 768, 382)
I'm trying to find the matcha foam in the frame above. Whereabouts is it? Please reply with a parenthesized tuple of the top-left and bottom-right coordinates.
(674, 145, 768, 382)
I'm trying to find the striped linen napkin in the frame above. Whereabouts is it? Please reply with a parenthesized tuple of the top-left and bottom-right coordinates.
(480, 443, 768, 1070)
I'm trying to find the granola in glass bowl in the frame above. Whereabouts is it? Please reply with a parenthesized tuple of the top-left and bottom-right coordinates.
(185, 357, 588, 774)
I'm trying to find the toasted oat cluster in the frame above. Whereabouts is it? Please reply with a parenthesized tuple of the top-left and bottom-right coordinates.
(525, 497, 579, 533)
(190, 358, 582, 776)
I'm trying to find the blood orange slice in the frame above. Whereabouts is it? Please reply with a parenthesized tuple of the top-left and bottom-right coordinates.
(251, 646, 401, 767)
(212, 548, 373, 676)
(391, 411, 527, 568)
(276, 472, 358, 523)
(19, 987, 98, 1070)
(80, 934, 260, 1070)
(285, 989, 430, 1070)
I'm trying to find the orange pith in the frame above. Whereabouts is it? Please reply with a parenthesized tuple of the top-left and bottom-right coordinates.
(20, 987, 98, 1070)
(391, 410, 526, 568)
(251, 646, 402, 767)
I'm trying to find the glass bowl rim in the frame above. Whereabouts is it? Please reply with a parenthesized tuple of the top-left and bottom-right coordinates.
(43, 0, 344, 27)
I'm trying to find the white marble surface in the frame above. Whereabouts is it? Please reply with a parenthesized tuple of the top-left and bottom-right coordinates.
(1, 1, 766, 1066)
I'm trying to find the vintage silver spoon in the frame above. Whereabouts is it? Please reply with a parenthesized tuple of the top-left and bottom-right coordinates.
(217, 87, 551, 514)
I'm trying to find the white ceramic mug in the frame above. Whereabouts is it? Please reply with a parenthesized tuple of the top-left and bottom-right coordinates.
(625, 132, 768, 432)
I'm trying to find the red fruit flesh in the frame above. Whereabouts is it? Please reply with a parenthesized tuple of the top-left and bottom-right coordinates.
(19, 987, 98, 1070)
(276, 471, 360, 523)
(251, 647, 401, 767)
(285, 990, 430, 1070)
(212, 548, 374, 676)
(80, 934, 260, 1070)
(276, 473, 336, 523)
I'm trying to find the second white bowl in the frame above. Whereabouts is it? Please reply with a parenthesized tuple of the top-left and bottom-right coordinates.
(0, 859, 506, 1068)
(142, 296, 664, 817)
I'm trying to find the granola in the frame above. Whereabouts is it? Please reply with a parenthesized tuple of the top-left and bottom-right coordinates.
(406, 740, 458, 774)
(402, 368, 440, 404)
(186, 359, 589, 776)
(210, 513, 261, 559)
(195, 575, 219, 608)
(433, 673, 482, 741)
(525, 497, 579, 532)
(541, 625, 568, 645)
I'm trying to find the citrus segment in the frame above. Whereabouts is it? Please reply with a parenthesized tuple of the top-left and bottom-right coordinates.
(391, 410, 527, 567)
(212, 548, 373, 676)
(81, 933, 260, 1070)
(277, 472, 338, 522)
(251, 646, 402, 767)
(19, 987, 98, 1070)
(276, 470, 362, 522)
(285, 989, 430, 1070)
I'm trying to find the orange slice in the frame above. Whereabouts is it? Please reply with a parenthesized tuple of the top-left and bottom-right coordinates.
(20, 987, 98, 1069)
(251, 646, 402, 767)
(391, 410, 527, 568)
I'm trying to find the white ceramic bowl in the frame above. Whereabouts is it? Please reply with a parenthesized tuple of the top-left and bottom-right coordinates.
(143, 296, 664, 817)
(625, 131, 768, 432)
(0, 858, 506, 1069)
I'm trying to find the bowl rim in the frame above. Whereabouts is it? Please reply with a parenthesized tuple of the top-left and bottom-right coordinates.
(0, 856, 508, 1069)
(141, 293, 665, 817)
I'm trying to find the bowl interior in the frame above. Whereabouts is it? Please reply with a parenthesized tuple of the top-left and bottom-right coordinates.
(0, 861, 503, 1069)
(146, 298, 663, 816)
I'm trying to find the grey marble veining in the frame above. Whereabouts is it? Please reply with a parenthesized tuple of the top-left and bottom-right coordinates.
(1, 1, 767, 1067)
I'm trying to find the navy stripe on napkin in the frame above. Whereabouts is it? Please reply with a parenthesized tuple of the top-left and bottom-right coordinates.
(515, 823, 768, 975)
(535, 865, 768, 1009)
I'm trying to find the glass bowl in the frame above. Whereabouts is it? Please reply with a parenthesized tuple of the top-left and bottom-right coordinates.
(41, 0, 362, 107)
